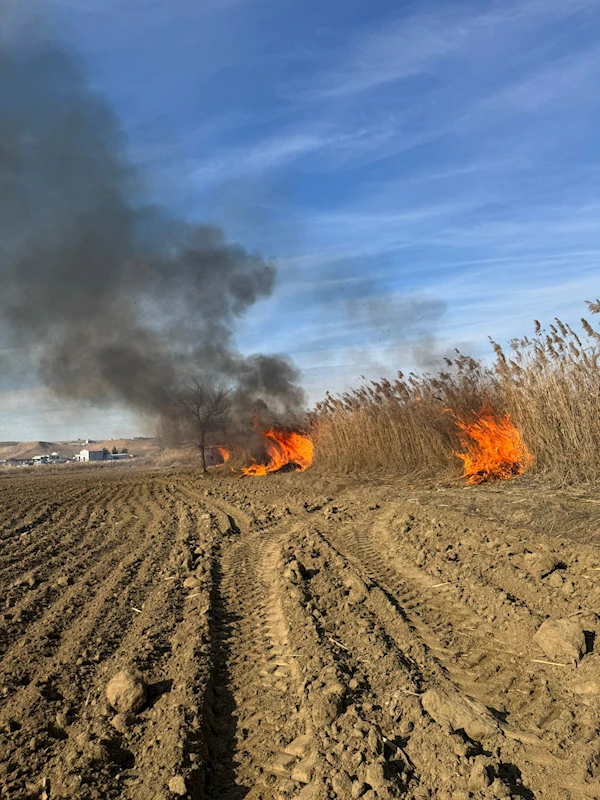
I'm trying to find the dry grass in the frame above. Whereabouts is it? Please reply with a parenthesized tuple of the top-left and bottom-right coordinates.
(309, 301, 600, 485)
(142, 448, 200, 469)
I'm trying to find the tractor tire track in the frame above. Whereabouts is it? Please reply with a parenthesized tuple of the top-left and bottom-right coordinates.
(3, 468, 600, 800)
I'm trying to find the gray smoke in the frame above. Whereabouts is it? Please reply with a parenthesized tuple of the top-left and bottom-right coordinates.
(0, 13, 305, 426)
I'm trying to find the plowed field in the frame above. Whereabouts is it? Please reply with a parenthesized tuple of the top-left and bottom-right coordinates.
(2, 468, 600, 799)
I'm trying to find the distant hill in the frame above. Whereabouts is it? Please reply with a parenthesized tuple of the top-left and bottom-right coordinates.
(0, 438, 158, 460)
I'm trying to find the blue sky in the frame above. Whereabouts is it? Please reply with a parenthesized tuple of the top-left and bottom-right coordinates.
(3, 0, 600, 439)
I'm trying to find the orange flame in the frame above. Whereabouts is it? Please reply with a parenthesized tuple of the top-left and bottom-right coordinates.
(216, 446, 230, 463)
(454, 408, 533, 485)
(242, 429, 314, 476)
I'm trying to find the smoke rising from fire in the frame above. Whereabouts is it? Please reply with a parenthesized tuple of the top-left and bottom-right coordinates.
(0, 9, 305, 427)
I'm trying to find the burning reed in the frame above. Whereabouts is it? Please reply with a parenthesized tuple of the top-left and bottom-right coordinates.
(310, 302, 600, 486)
(241, 428, 313, 475)
(453, 408, 533, 485)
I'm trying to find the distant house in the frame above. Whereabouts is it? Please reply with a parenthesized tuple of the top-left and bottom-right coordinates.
(79, 449, 104, 462)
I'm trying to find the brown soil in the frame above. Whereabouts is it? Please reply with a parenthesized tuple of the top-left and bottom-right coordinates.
(2, 468, 600, 799)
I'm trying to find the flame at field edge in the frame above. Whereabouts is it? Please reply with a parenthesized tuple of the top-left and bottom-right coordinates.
(454, 408, 533, 485)
(241, 429, 314, 476)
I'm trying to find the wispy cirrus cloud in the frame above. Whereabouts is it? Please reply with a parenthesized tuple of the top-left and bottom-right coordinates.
(301, 0, 600, 101)
(52, 0, 254, 21)
(187, 117, 422, 188)
(190, 129, 331, 186)
(476, 47, 600, 116)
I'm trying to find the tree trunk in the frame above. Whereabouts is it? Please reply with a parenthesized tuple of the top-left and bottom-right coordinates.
(200, 431, 207, 473)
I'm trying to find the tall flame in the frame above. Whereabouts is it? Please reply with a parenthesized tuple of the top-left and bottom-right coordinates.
(454, 408, 533, 485)
(216, 446, 230, 463)
(242, 429, 314, 476)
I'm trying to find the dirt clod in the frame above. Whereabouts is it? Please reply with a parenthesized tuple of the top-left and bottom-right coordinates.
(110, 713, 131, 733)
(468, 760, 491, 791)
(526, 553, 560, 579)
(310, 691, 342, 727)
(285, 733, 310, 757)
(292, 756, 316, 784)
(547, 571, 564, 588)
(365, 761, 385, 789)
(489, 778, 511, 798)
(168, 774, 187, 795)
(331, 770, 353, 797)
(105, 669, 147, 714)
(421, 687, 500, 741)
(344, 574, 368, 604)
(533, 618, 586, 664)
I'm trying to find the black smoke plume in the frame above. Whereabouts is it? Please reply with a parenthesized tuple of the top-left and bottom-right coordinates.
(0, 10, 305, 432)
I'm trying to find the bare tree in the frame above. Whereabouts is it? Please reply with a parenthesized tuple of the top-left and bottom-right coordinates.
(177, 379, 230, 472)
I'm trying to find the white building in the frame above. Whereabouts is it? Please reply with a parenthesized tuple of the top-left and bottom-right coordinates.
(79, 449, 105, 462)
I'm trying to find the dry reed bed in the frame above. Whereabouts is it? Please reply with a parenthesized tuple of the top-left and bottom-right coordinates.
(309, 301, 600, 485)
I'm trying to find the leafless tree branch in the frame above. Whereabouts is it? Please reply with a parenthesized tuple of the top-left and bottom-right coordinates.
(177, 378, 230, 471)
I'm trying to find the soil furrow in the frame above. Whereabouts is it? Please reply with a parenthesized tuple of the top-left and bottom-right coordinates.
(3, 469, 600, 800)
(320, 510, 596, 797)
